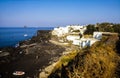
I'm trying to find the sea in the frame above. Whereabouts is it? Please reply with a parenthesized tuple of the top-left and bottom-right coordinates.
(0, 27, 54, 48)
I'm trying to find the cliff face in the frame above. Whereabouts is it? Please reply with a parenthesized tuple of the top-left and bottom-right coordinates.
(49, 35, 120, 78)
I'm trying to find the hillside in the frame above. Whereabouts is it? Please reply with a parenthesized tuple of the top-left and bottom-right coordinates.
(49, 34, 120, 78)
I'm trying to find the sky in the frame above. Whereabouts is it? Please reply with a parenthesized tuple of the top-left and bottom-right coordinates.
(0, 0, 120, 27)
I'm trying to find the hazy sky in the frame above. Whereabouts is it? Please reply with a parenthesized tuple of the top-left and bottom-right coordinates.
(0, 0, 120, 27)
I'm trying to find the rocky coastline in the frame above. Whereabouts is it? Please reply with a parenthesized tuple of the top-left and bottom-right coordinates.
(1, 23, 120, 78)
(0, 30, 65, 78)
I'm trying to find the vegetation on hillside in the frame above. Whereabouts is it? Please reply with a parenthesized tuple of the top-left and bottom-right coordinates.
(84, 22, 120, 35)
(49, 35, 120, 78)
(47, 22, 120, 78)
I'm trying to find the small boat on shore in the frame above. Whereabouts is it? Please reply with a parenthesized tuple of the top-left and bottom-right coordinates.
(13, 71, 25, 76)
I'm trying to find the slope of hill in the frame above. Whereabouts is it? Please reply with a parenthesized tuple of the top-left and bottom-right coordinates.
(49, 35, 120, 78)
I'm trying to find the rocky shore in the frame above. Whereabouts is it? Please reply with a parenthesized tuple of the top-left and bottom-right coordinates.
(0, 30, 65, 78)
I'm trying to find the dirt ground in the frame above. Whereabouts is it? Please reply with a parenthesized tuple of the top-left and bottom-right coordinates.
(0, 42, 65, 78)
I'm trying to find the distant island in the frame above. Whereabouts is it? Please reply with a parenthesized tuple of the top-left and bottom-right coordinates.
(24, 25, 27, 28)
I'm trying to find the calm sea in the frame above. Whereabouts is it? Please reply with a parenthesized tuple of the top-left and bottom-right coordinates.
(0, 27, 54, 48)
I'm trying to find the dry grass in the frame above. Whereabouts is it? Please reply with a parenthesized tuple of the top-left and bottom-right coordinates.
(67, 35, 120, 78)
(60, 50, 77, 66)
(81, 45, 119, 78)
(49, 35, 120, 78)
(84, 35, 93, 38)
(55, 50, 78, 68)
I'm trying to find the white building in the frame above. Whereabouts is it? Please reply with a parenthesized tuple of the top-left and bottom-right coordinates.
(66, 35, 80, 41)
(93, 32, 102, 40)
(93, 32, 118, 40)
(52, 25, 87, 37)
(72, 38, 99, 48)
(52, 26, 69, 37)
(52, 25, 118, 48)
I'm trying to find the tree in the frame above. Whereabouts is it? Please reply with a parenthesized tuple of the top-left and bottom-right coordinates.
(84, 24, 96, 35)
(113, 24, 120, 34)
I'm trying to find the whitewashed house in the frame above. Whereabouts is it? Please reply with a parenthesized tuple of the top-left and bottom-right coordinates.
(52, 26, 70, 37)
(72, 38, 99, 48)
(66, 25, 87, 34)
(52, 25, 87, 37)
(93, 32, 118, 40)
(66, 35, 80, 41)
(93, 32, 102, 40)
(52, 26, 118, 48)
(72, 40, 81, 45)
(52, 25, 88, 46)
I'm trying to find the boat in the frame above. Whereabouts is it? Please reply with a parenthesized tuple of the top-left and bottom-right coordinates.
(13, 71, 25, 76)
(24, 34, 28, 37)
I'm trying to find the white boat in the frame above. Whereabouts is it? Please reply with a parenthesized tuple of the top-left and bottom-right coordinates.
(24, 34, 28, 37)
(13, 71, 25, 76)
